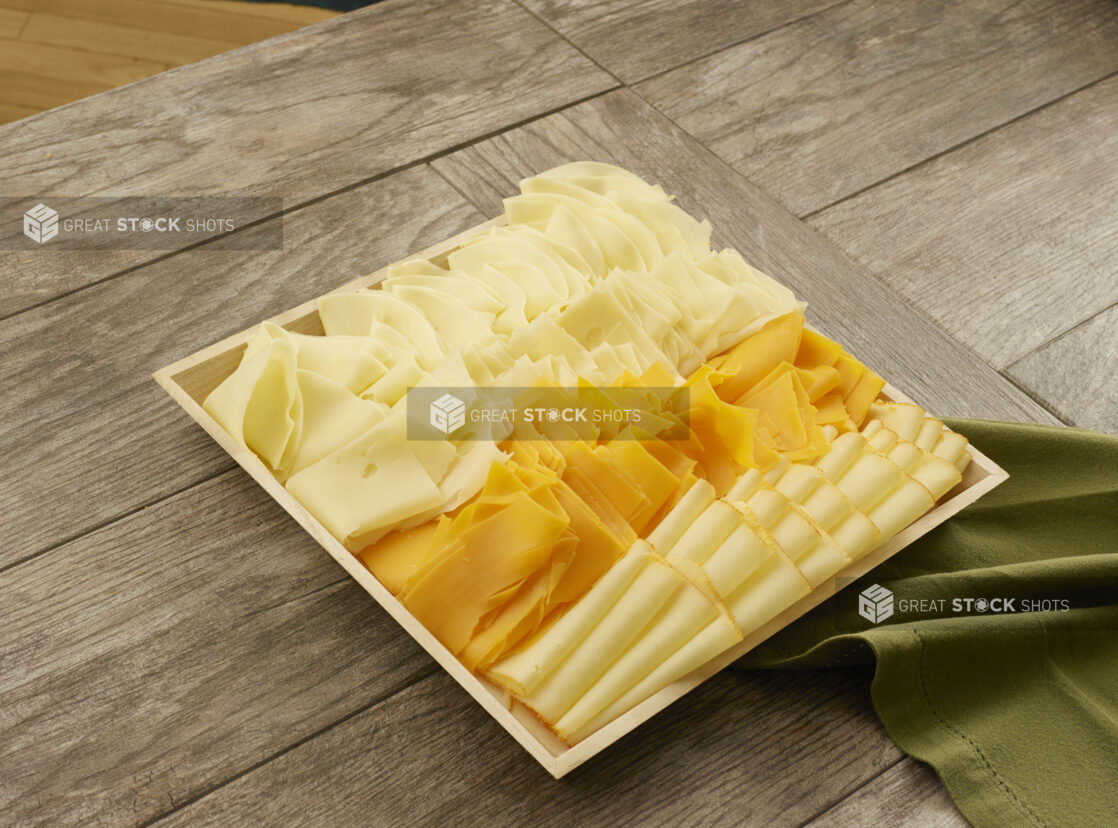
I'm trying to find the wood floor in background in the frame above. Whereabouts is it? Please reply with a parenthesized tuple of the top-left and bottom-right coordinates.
(0, 0, 337, 125)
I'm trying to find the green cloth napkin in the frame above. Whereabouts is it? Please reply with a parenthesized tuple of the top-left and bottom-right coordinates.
(740, 419, 1118, 827)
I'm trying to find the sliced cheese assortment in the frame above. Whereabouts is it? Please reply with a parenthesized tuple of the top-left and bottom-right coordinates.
(203, 162, 972, 746)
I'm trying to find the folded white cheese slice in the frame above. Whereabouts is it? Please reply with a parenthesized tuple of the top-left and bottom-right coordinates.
(284, 415, 452, 550)
(317, 291, 445, 370)
(286, 370, 388, 479)
(383, 284, 498, 347)
(250, 322, 388, 395)
(203, 335, 302, 474)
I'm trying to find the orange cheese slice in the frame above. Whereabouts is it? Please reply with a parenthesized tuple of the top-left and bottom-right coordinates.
(401, 463, 570, 655)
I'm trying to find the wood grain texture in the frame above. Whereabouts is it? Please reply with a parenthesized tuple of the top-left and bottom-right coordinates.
(517, 0, 842, 84)
(0, 39, 168, 88)
(432, 89, 1059, 425)
(0, 6, 27, 37)
(1007, 304, 1118, 434)
(0, 165, 481, 569)
(0, 470, 436, 827)
(156, 666, 898, 827)
(808, 74, 1118, 369)
(164, 0, 336, 26)
(635, 0, 1118, 216)
(0, 102, 37, 124)
(0, 0, 614, 315)
(6, 0, 309, 42)
(19, 13, 243, 65)
(0, 66, 109, 111)
(806, 759, 967, 827)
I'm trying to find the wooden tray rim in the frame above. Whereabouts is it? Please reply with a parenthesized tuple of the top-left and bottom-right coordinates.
(153, 216, 1009, 779)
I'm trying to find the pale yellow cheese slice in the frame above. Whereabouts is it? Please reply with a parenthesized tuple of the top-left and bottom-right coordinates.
(486, 543, 651, 696)
(645, 478, 716, 555)
(285, 418, 448, 550)
(203, 336, 302, 474)
(384, 284, 497, 347)
(286, 370, 388, 478)
(514, 553, 685, 724)
(552, 559, 724, 740)
(317, 291, 445, 369)
(563, 611, 743, 744)
(252, 322, 388, 395)
(664, 499, 741, 565)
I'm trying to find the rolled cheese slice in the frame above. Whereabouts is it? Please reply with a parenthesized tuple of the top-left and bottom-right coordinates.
(736, 488, 850, 587)
(664, 499, 741, 565)
(486, 543, 650, 697)
(770, 462, 882, 560)
(645, 478, 716, 555)
(552, 558, 727, 740)
(518, 552, 689, 724)
(563, 611, 743, 745)
(864, 401, 926, 442)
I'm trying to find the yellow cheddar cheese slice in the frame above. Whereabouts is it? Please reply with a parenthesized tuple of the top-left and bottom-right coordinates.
(402, 464, 570, 656)
(356, 521, 443, 596)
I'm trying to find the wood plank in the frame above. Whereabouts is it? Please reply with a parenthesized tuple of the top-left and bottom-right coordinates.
(164, 0, 337, 26)
(808, 74, 1118, 369)
(0, 0, 615, 314)
(635, 0, 1118, 216)
(0, 39, 166, 88)
(431, 89, 1059, 426)
(0, 165, 481, 570)
(518, 0, 842, 84)
(805, 759, 967, 827)
(0, 470, 437, 827)
(0, 101, 38, 125)
(1007, 304, 1118, 434)
(0, 66, 111, 110)
(0, 7, 27, 37)
(3, 0, 311, 42)
(19, 13, 243, 65)
(154, 666, 899, 826)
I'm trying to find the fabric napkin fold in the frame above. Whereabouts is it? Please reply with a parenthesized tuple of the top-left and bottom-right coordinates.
(740, 419, 1118, 827)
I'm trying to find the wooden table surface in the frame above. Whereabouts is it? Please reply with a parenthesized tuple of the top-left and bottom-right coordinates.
(2, 1, 1114, 825)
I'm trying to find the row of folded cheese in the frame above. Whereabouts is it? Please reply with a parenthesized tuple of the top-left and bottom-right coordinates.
(354, 315, 897, 669)
(204, 163, 803, 549)
(198, 161, 975, 745)
(484, 400, 971, 744)
(361, 438, 687, 672)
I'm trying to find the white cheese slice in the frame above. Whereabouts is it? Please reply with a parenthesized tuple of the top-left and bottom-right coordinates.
(286, 370, 388, 479)
(646, 478, 716, 555)
(285, 422, 445, 551)
(204, 336, 302, 474)
(486, 543, 650, 696)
